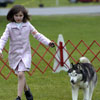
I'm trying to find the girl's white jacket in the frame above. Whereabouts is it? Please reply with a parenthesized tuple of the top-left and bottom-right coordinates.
(0, 22, 51, 70)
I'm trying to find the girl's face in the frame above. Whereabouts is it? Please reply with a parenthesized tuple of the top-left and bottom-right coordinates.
(14, 11, 24, 23)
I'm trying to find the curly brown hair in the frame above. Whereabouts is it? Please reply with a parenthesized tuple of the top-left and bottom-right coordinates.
(7, 5, 30, 22)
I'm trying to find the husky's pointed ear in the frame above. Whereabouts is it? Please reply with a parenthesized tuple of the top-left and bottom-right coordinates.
(77, 63, 82, 70)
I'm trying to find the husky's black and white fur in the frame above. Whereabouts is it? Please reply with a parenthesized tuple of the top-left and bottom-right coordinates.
(68, 57, 97, 100)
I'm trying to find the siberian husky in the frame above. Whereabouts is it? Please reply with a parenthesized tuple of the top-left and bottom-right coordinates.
(68, 57, 97, 100)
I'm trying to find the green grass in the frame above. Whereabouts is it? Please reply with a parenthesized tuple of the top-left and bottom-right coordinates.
(0, 15, 100, 100)
(5, 0, 100, 8)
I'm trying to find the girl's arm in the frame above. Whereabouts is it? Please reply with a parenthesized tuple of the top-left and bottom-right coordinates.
(32, 30, 55, 47)
(32, 30, 50, 45)
(0, 26, 10, 54)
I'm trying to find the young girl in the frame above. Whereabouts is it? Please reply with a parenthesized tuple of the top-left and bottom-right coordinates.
(0, 5, 55, 100)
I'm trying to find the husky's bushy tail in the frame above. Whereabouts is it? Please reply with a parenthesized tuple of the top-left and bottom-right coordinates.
(79, 57, 90, 63)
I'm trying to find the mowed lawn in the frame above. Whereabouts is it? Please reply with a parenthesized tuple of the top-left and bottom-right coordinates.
(0, 15, 100, 100)
(6, 0, 100, 8)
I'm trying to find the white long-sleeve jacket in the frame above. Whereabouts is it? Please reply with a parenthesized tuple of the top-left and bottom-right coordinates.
(0, 22, 51, 70)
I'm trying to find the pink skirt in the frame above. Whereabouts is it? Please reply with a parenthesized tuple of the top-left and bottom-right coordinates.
(15, 60, 30, 74)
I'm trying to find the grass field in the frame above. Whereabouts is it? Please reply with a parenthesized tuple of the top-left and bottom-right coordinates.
(6, 0, 100, 8)
(0, 15, 100, 100)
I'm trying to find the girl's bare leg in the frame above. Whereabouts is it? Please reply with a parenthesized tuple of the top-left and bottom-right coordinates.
(17, 71, 33, 100)
(17, 71, 26, 97)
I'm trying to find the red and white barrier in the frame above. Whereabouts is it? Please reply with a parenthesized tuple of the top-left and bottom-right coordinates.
(53, 34, 70, 73)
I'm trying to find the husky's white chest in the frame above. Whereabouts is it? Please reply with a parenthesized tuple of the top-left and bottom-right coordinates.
(73, 81, 89, 89)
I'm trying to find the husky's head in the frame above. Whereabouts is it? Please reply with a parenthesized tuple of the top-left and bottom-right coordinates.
(68, 63, 83, 85)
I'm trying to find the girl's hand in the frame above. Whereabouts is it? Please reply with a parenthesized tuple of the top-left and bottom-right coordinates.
(49, 42, 55, 48)
(0, 53, 3, 59)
